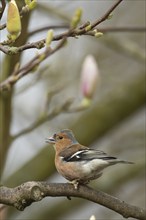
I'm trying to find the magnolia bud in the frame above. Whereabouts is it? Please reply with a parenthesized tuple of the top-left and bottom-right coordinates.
(7, 0, 21, 40)
(81, 55, 99, 99)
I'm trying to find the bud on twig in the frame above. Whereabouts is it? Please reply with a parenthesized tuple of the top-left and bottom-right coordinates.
(46, 30, 54, 47)
(71, 8, 82, 28)
(94, 31, 103, 38)
(107, 13, 113, 20)
(85, 24, 92, 32)
(25, 0, 37, 10)
(7, 0, 21, 40)
(80, 55, 100, 106)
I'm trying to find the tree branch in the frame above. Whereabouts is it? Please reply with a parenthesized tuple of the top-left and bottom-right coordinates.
(0, 1, 35, 31)
(0, 0, 124, 91)
(11, 96, 90, 141)
(0, 38, 66, 91)
(11, 98, 73, 140)
(29, 25, 146, 37)
(0, 182, 145, 220)
(0, 0, 6, 20)
(0, 0, 124, 50)
(29, 24, 70, 36)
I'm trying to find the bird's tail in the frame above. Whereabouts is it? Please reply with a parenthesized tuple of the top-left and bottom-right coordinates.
(109, 159, 134, 165)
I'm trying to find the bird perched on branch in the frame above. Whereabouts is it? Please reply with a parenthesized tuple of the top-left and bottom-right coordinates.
(46, 129, 134, 189)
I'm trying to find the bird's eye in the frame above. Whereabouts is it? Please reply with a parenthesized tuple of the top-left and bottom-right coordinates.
(58, 136, 63, 140)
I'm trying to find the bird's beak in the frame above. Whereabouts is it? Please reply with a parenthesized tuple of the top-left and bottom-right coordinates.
(46, 136, 56, 144)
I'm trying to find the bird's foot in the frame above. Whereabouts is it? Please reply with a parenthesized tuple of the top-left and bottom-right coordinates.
(69, 180, 79, 189)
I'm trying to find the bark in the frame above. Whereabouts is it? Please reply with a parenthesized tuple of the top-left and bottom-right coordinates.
(0, 182, 145, 220)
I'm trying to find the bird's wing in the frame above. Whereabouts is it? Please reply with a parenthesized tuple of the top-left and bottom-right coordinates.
(59, 145, 116, 162)
(59, 144, 88, 161)
(77, 149, 117, 161)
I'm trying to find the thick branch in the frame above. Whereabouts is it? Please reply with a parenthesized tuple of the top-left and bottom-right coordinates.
(0, 182, 145, 220)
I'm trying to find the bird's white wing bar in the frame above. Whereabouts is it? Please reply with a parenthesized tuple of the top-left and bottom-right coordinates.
(69, 150, 88, 159)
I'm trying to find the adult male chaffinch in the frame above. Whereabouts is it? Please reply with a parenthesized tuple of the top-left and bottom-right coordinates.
(46, 129, 133, 189)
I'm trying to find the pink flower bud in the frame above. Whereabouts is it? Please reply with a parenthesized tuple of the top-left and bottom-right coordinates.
(81, 55, 99, 99)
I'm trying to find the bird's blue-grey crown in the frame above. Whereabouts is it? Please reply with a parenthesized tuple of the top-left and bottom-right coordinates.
(61, 129, 78, 144)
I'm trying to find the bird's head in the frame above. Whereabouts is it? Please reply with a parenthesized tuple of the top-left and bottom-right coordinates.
(46, 129, 78, 149)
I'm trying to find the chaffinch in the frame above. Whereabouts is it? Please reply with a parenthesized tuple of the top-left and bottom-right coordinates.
(46, 129, 133, 189)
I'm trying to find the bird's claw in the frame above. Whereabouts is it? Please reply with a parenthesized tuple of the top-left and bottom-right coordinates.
(69, 180, 79, 189)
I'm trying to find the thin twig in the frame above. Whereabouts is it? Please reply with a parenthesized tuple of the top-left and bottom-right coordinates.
(98, 27, 146, 33)
(0, 38, 66, 90)
(0, 0, 125, 52)
(11, 98, 73, 140)
(0, 0, 124, 91)
(1, 25, 145, 54)
(29, 24, 69, 36)
(91, 0, 123, 29)
(11, 95, 91, 141)
(29, 25, 146, 36)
